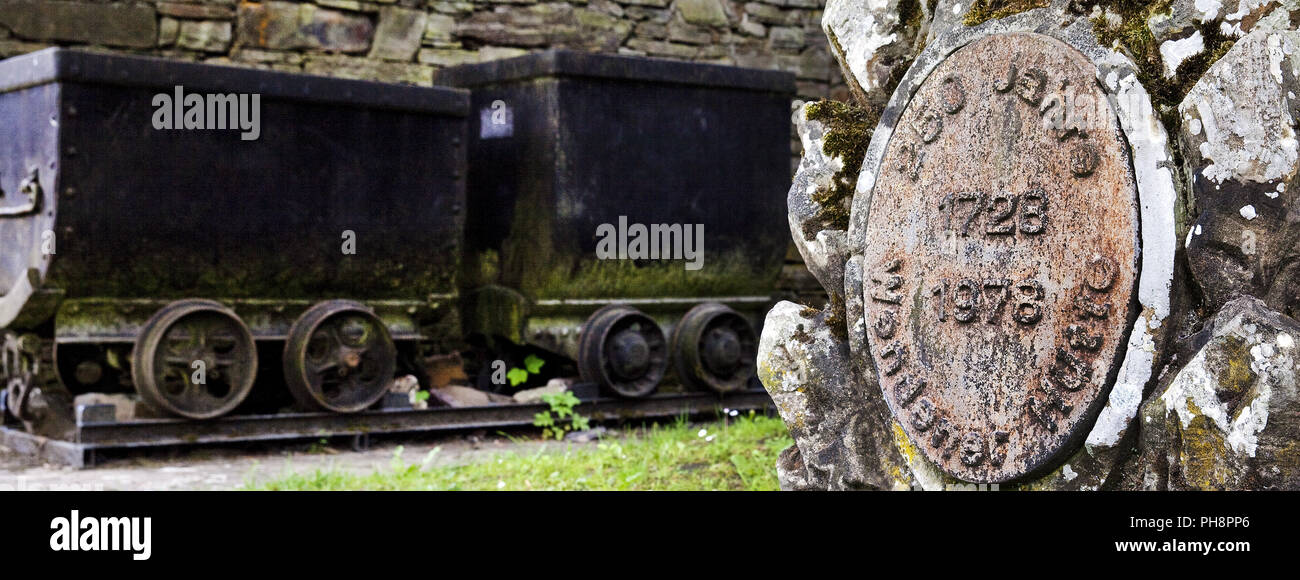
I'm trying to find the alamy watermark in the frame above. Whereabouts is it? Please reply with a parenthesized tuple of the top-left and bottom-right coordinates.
(49, 510, 151, 561)
(152, 86, 260, 141)
(595, 216, 704, 271)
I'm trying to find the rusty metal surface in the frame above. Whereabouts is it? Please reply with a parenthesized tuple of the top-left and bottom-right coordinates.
(526, 296, 771, 361)
(282, 300, 398, 413)
(130, 300, 258, 420)
(859, 33, 1140, 483)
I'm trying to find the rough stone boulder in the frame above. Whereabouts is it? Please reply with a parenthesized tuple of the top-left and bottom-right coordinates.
(1131, 296, 1300, 490)
(822, 0, 930, 107)
(758, 301, 909, 490)
(786, 100, 874, 307)
(1180, 10, 1300, 316)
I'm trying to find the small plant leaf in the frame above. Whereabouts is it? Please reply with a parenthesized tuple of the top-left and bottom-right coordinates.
(507, 367, 529, 386)
(533, 411, 554, 428)
(523, 354, 546, 374)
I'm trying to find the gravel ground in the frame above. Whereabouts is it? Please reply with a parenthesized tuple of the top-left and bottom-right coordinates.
(0, 431, 590, 491)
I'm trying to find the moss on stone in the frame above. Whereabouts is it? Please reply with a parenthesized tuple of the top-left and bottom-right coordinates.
(898, 0, 924, 33)
(1178, 399, 1233, 489)
(895, 0, 927, 103)
(963, 0, 1050, 27)
(825, 291, 848, 342)
(803, 100, 875, 239)
(1090, 1, 1236, 135)
(1207, 335, 1256, 408)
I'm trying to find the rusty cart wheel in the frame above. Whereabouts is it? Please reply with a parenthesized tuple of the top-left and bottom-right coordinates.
(578, 304, 667, 398)
(3, 333, 40, 421)
(670, 303, 758, 394)
(131, 299, 258, 419)
(283, 300, 396, 413)
(5, 376, 32, 421)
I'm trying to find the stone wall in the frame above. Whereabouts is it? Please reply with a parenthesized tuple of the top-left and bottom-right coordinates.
(0, 0, 844, 101)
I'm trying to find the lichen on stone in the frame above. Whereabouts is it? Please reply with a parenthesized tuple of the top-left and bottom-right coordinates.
(962, 0, 1050, 27)
(802, 100, 876, 238)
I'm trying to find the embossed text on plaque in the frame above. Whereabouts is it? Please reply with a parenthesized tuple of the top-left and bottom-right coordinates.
(861, 33, 1140, 483)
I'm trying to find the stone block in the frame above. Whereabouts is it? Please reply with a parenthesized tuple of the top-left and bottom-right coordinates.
(159, 17, 181, 47)
(178, 20, 233, 53)
(237, 1, 374, 54)
(369, 6, 427, 61)
(0, 0, 156, 48)
(157, 2, 237, 20)
(675, 0, 728, 27)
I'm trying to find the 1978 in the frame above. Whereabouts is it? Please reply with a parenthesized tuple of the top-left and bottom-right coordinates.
(929, 277, 1045, 324)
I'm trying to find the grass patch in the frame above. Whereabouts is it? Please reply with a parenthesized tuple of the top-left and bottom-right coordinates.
(254, 413, 792, 491)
